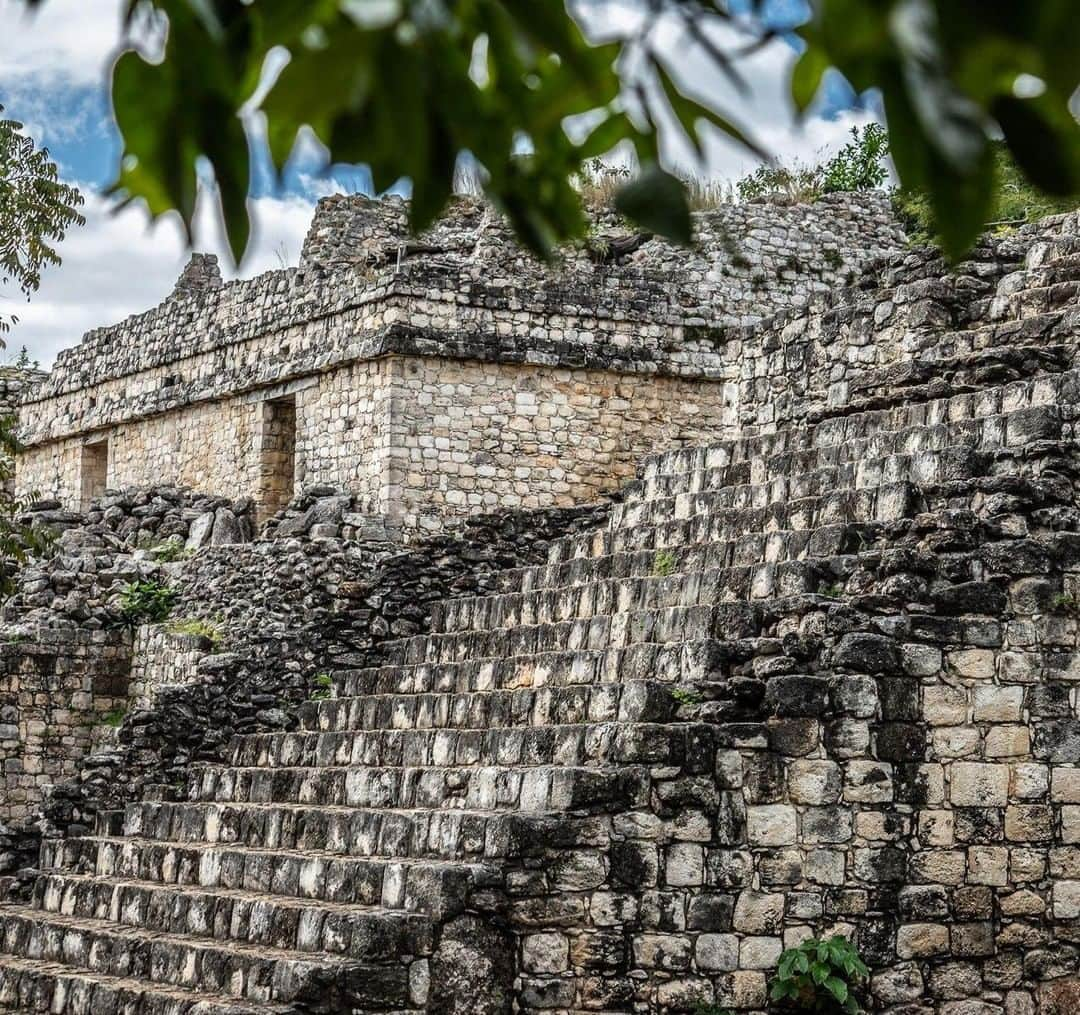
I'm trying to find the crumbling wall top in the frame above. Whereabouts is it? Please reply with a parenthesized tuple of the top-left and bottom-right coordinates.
(31, 191, 905, 407)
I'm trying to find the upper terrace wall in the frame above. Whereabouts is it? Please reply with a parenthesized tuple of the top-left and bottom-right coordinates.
(24, 191, 902, 434)
(17, 192, 904, 518)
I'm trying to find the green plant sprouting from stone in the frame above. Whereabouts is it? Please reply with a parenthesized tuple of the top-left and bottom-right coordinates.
(119, 579, 177, 624)
(671, 687, 702, 707)
(770, 935, 869, 1014)
(310, 672, 333, 701)
(653, 550, 677, 577)
(1052, 592, 1079, 615)
(153, 539, 195, 563)
(166, 616, 223, 648)
(99, 705, 127, 729)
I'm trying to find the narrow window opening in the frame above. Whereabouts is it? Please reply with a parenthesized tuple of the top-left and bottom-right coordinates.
(259, 395, 297, 520)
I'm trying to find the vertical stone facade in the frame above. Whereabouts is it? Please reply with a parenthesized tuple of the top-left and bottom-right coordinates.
(0, 627, 131, 822)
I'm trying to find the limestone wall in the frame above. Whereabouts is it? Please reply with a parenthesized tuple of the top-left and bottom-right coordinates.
(0, 627, 131, 822)
(19, 353, 737, 529)
(385, 355, 737, 531)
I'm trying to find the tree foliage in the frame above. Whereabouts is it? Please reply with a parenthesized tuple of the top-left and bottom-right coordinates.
(16, 1, 1080, 261)
(770, 935, 869, 1015)
(893, 140, 1080, 247)
(0, 416, 54, 600)
(736, 124, 890, 204)
(0, 105, 85, 335)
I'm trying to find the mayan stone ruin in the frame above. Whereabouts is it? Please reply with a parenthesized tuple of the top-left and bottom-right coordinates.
(1, 190, 1080, 1015)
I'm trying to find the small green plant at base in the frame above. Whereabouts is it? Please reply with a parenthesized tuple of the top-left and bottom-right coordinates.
(820, 582, 845, 599)
(153, 539, 194, 563)
(770, 935, 869, 1014)
(119, 579, 177, 624)
(166, 616, 223, 648)
(671, 687, 702, 707)
(99, 705, 126, 728)
(653, 550, 677, 577)
(694, 1005, 732, 1015)
(310, 672, 333, 701)
(1052, 593, 1079, 614)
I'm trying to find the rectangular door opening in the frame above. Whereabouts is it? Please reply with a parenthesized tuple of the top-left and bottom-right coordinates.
(80, 440, 109, 509)
(259, 395, 296, 520)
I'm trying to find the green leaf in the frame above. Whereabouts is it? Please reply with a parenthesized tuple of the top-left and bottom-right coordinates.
(811, 961, 830, 985)
(575, 112, 633, 161)
(614, 164, 692, 246)
(825, 977, 849, 1004)
(652, 58, 766, 161)
(791, 45, 830, 113)
(993, 93, 1080, 197)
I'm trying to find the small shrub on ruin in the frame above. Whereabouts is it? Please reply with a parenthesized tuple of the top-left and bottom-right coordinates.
(770, 935, 868, 1014)
(1052, 592, 1079, 615)
(653, 550, 677, 577)
(671, 686, 702, 707)
(99, 705, 127, 728)
(153, 539, 193, 563)
(821, 124, 890, 194)
(119, 579, 177, 624)
(166, 616, 223, 648)
(892, 141, 1080, 248)
(310, 672, 333, 701)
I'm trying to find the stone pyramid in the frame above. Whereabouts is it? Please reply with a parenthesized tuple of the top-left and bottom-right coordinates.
(2, 213, 1080, 1013)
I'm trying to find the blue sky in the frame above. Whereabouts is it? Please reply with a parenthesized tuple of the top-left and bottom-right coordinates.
(0, 0, 880, 366)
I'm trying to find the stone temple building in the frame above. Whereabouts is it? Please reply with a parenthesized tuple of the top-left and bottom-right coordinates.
(16, 193, 902, 532)
(7, 193, 1080, 1015)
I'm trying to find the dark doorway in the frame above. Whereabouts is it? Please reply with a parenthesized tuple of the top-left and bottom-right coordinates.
(80, 440, 109, 509)
(259, 396, 297, 520)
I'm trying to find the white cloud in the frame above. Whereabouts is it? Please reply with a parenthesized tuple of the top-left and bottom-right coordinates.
(7, 189, 333, 369)
(0, 0, 124, 85)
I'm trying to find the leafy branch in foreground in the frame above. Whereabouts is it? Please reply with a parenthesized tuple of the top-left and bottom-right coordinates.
(14, 1, 1080, 262)
(0, 105, 85, 335)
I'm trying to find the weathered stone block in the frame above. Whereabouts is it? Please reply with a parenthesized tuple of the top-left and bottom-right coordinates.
(950, 763, 1009, 806)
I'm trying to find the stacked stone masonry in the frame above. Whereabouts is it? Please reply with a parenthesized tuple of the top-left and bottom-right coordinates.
(16, 194, 902, 530)
(3, 205, 1080, 1014)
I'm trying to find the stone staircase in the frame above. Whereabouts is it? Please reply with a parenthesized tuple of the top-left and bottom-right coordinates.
(3, 218, 1080, 1013)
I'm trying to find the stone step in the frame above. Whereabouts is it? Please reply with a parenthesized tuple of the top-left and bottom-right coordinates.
(991, 279, 1080, 321)
(499, 527, 853, 597)
(121, 802, 595, 862)
(184, 761, 651, 813)
(31, 871, 434, 962)
(615, 473, 912, 530)
(480, 528, 856, 606)
(548, 502, 877, 564)
(305, 676, 683, 731)
(0, 952, 295, 1014)
(0, 905, 418, 1006)
(637, 423, 1063, 502)
(636, 401, 1063, 495)
(395, 574, 839, 660)
(434, 561, 833, 636)
(41, 836, 488, 921)
(1027, 233, 1080, 268)
(349, 634, 756, 699)
(230, 722, 715, 773)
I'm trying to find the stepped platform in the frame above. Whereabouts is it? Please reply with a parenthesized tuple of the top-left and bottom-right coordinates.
(3, 215, 1080, 1013)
